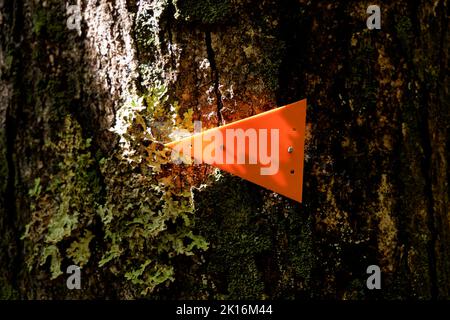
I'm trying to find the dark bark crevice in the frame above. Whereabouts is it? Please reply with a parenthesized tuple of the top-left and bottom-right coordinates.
(165, 1, 177, 72)
(418, 0, 449, 299)
(204, 30, 223, 125)
(4, 0, 25, 294)
(422, 93, 438, 299)
(428, 0, 449, 299)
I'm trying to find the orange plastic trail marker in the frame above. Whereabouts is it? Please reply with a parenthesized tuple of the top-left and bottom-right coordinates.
(165, 99, 307, 202)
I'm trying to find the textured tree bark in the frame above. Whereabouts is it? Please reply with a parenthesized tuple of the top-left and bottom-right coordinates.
(0, 0, 448, 299)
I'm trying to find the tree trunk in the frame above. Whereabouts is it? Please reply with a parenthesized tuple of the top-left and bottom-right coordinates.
(0, 0, 448, 299)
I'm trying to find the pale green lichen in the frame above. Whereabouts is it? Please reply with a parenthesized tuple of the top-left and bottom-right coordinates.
(23, 85, 206, 295)
(23, 115, 99, 279)
(98, 86, 206, 295)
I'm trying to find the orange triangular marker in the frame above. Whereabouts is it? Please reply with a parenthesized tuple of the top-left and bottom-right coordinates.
(165, 99, 307, 202)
